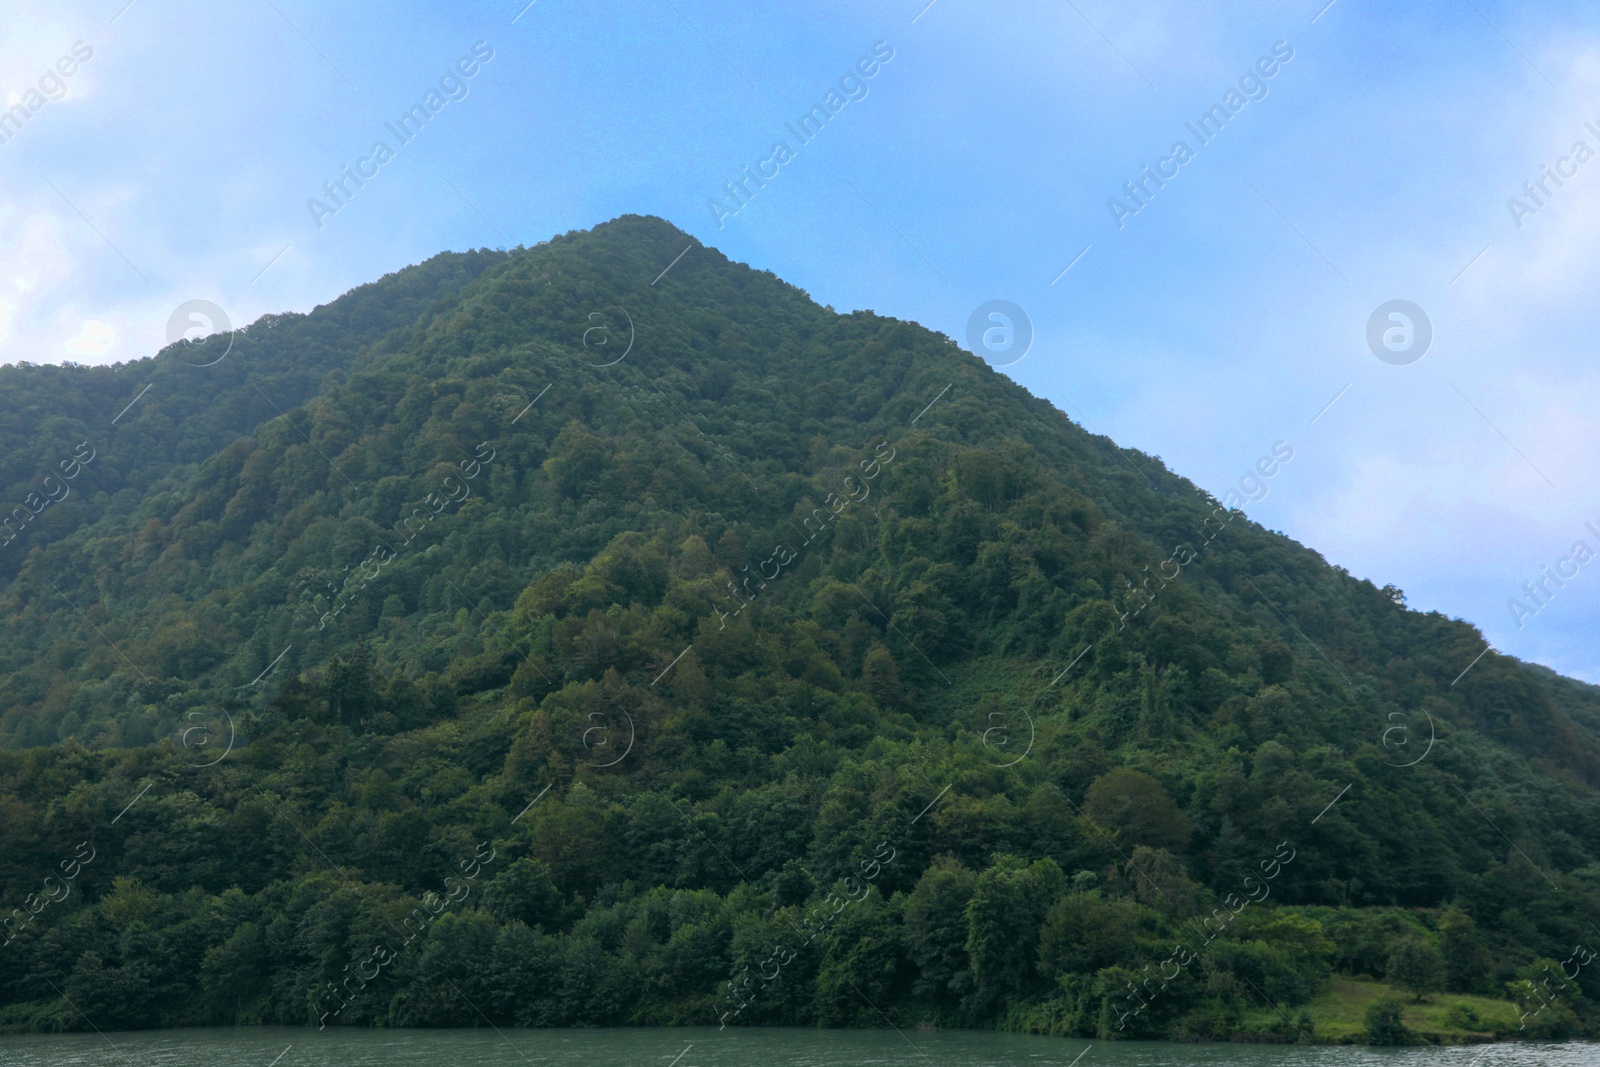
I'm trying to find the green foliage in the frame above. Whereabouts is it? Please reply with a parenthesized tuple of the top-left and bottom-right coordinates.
(1082, 769, 1189, 851)
(1363, 997, 1412, 1045)
(1440, 907, 1494, 994)
(964, 856, 1065, 1009)
(1387, 938, 1446, 1002)
(0, 216, 1596, 1042)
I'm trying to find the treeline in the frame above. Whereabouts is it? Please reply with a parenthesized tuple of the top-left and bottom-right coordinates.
(0, 684, 1592, 1039)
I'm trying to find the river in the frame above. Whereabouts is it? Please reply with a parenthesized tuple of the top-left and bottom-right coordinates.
(0, 1027, 1588, 1066)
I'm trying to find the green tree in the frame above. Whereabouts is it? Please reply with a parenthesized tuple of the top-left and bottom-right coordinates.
(965, 855, 1066, 1009)
(901, 857, 977, 1006)
(1038, 892, 1140, 978)
(1386, 937, 1445, 1002)
(1439, 907, 1492, 993)
(200, 921, 270, 1023)
(481, 858, 565, 931)
(326, 640, 376, 728)
(815, 894, 907, 1026)
(861, 643, 902, 709)
(1082, 768, 1190, 851)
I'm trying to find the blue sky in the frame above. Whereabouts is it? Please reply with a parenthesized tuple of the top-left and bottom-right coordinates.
(5, 0, 1600, 682)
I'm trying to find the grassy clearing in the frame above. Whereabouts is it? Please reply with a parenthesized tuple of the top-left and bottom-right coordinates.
(1240, 975, 1521, 1044)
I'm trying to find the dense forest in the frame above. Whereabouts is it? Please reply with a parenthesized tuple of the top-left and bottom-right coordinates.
(1, 215, 1599, 1044)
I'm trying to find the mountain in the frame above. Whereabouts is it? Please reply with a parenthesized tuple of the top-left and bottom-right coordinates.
(0, 248, 509, 589)
(0, 216, 1596, 1042)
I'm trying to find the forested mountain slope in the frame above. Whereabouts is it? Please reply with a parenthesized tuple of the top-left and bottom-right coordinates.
(0, 248, 507, 590)
(0, 216, 1596, 1041)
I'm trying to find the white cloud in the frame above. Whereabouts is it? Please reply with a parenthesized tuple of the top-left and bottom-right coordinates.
(61, 319, 113, 357)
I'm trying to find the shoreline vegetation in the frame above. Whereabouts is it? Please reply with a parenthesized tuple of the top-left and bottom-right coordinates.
(0, 982, 1568, 1047)
(1009, 975, 1537, 1045)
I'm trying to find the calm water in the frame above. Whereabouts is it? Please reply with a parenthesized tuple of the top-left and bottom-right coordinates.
(0, 1028, 1587, 1067)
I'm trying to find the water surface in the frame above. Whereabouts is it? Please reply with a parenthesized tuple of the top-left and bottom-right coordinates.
(0, 1026, 1585, 1067)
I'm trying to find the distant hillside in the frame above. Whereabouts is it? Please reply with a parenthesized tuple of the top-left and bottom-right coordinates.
(0, 216, 1594, 1042)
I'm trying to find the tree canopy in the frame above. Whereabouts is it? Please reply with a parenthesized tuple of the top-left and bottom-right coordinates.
(1, 215, 1598, 1040)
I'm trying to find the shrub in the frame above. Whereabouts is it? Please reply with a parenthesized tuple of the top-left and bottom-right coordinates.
(1364, 997, 1412, 1045)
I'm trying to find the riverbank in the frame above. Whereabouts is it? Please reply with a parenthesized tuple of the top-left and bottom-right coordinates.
(1007, 973, 1546, 1046)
